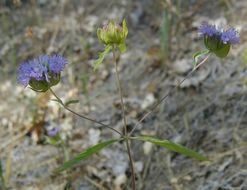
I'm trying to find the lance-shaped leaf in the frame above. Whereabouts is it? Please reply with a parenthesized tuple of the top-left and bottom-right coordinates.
(65, 99, 79, 106)
(132, 136, 208, 161)
(54, 139, 119, 173)
(94, 45, 112, 70)
(193, 49, 210, 70)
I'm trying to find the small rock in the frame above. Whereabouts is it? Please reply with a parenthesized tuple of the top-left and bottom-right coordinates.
(83, 15, 98, 33)
(101, 149, 128, 175)
(143, 141, 153, 155)
(88, 128, 101, 145)
(114, 173, 127, 190)
(183, 175, 192, 181)
(172, 59, 192, 74)
(170, 177, 178, 184)
(134, 161, 143, 173)
(141, 93, 155, 109)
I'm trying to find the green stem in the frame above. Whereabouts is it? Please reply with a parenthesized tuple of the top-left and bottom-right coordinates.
(129, 53, 211, 136)
(0, 161, 6, 190)
(61, 141, 70, 162)
(49, 88, 122, 136)
(112, 47, 136, 190)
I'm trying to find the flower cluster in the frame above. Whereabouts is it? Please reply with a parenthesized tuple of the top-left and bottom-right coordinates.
(18, 54, 68, 92)
(220, 28, 240, 45)
(199, 23, 239, 45)
(198, 22, 240, 58)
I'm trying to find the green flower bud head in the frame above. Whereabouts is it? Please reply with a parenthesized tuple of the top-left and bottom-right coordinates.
(97, 19, 128, 52)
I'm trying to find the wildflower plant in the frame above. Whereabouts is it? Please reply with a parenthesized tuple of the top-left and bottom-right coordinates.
(193, 22, 240, 69)
(17, 20, 240, 190)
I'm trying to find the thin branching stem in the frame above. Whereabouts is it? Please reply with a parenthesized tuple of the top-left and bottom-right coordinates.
(112, 46, 136, 190)
(0, 176, 6, 190)
(129, 53, 211, 136)
(49, 87, 122, 136)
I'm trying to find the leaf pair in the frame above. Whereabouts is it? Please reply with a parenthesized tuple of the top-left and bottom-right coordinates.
(55, 136, 208, 173)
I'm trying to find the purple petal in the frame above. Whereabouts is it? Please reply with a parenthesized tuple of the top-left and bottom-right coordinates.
(221, 28, 240, 45)
(48, 55, 68, 74)
(47, 127, 59, 137)
(198, 22, 217, 37)
(17, 54, 68, 87)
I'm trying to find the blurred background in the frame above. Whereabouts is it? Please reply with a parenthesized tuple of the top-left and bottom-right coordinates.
(0, 0, 247, 189)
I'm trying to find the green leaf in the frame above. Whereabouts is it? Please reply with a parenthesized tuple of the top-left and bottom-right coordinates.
(122, 19, 128, 37)
(94, 45, 112, 70)
(50, 99, 61, 103)
(193, 49, 210, 69)
(133, 136, 208, 161)
(45, 135, 62, 146)
(204, 36, 217, 51)
(118, 43, 127, 53)
(54, 139, 119, 173)
(65, 99, 79, 106)
(97, 28, 104, 44)
(214, 43, 230, 58)
(50, 99, 63, 105)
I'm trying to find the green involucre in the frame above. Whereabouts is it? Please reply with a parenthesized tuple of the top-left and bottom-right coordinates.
(29, 74, 60, 92)
(204, 36, 230, 58)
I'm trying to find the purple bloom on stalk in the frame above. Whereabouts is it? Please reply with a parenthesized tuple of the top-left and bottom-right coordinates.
(18, 59, 47, 86)
(47, 127, 59, 137)
(198, 23, 218, 37)
(198, 22, 239, 58)
(17, 54, 68, 88)
(198, 22, 240, 45)
(221, 28, 240, 45)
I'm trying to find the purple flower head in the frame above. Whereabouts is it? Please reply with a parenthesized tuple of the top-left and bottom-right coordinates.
(198, 22, 218, 37)
(199, 22, 240, 58)
(49, 55, 68, 74)
(221, 28, 240, 45)
(18, 54, 68, 87)
(47, 127, 59, 137)
(198, 22, 240, 45)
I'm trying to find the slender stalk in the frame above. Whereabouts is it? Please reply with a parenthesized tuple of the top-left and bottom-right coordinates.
(0, 161, 6, 190)
(49, 88, 122, 136)
(129, 53, 210, 136)
(112, 47, 136, 190)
